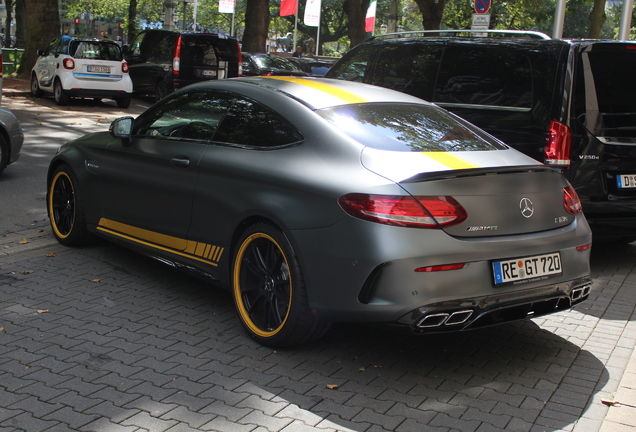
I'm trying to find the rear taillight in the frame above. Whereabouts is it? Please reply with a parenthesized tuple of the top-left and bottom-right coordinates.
(563, 185, 582, 215)
(63, 58, 75, 70)
(544, 120, 571, 166)
(338, 194, 467, 228)
(173, 36, 182, 75)
(121, 61, 129, 73)
(237, 41, 243, 77)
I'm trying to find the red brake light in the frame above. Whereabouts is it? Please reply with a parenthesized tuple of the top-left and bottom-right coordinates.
(563, 185, 582, 215)
(121, 61, 129, 73)
(173, 36, 182, 75)
(544, 120, 571, 166)
(63, 58, 75, 70)
(415, 263, 465, 272)
(338, 194, 467, 228)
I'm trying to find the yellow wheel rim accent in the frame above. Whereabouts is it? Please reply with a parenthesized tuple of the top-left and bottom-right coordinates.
(48, 171, 74, 239)
(233, 232, 292, 338)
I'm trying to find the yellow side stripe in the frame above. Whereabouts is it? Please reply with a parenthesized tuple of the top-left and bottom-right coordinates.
(264, 77, 368, 104)
(97, 218, 223, 266)
(425, 152, 480, 170)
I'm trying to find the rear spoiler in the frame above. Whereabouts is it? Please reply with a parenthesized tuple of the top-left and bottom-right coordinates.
(400, 165, 563, 184)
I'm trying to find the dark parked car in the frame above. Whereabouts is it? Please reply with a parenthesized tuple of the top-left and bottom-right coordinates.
(124, 30, 241, 101)
(47, 77, 592, 347)
(287, 57, 336, 77)
(241, 52, 308, 76)
(325, 30, 636, 241)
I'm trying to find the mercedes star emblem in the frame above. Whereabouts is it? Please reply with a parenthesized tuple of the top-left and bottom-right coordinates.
(520, 197, 534, 218)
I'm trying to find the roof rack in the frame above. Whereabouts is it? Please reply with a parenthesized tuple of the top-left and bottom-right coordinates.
(370, 29, 552, 41)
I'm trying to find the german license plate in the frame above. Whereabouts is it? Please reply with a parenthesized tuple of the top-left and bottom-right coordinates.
(617, 174, 636, 189)
(493, 252, 562, 285)
(87, 66, 110, 73)
(202, 70, 217, 77)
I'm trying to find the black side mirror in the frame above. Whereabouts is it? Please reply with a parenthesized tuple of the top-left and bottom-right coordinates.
(109, 116, 134, 147)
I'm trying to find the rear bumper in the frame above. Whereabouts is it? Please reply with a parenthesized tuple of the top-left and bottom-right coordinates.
(63, 88, 132, 100)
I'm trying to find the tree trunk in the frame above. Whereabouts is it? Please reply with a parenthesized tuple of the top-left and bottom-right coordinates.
(4, 0, 13, 47)
(127, 0, 138, 45)
(588, 0, 607, 38)
(242, 0, 269, 53)
(16, 0, 26, 48)
(18, 0, 60, 77)
(343, 0, 370, 48)
(413, 0, 450, 31)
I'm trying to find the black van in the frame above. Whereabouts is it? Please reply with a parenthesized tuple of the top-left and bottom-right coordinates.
(325, 30, 636, 241)
(125, 30, 241, 101)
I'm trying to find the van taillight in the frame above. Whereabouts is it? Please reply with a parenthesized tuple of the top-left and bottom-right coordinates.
(544, 120, 571, 166)
(173, 36, 182, 75)
(237, 41, 243, 77)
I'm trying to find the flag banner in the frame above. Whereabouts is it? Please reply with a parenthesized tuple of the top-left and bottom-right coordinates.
(304, 0, 321, 26)
(219, 0, 235, 13)
(280, 0, 298, 16)
(365, 0, 377, 32)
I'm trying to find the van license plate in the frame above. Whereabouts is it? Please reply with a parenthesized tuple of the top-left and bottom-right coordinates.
(202, 70, 217, 77)
(87, 66, 110, 73)
(493, 252, 562, 285)
(617, 175, 636, 189)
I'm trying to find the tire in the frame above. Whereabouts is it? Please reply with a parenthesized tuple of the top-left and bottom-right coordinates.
(54, 79, 69, 106)
(48, 164, 96, 246)
(232, 223, 331, 347)
(154, 81, 168, 102)
(116, 97, 131, 108)
(30, 74, 43, 97)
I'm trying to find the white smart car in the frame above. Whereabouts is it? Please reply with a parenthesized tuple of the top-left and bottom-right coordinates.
(31, 36, 133, 108)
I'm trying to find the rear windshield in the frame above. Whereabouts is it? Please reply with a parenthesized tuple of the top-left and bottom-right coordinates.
(586, 47, 636, 136)
(70, 41, 122, 61)
(181, 36, 238, 65)
(317, 103, 507, 152)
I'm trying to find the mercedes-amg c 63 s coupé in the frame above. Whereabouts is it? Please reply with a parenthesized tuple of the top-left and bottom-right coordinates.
(47, 77, 593, 347)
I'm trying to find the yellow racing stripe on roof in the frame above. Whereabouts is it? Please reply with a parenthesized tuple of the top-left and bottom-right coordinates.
(425, 152, 481, 170)
(265, 77, 368, 104)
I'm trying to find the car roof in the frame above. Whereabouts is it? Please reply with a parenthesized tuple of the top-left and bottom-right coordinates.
(190, 77, 433, 110)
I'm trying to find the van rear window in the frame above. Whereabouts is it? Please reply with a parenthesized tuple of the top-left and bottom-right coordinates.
(318, 103, 507, 152)
(434, 46, 533, 109)
(181, 36, 238, 66)
(586, 48, 636, 136)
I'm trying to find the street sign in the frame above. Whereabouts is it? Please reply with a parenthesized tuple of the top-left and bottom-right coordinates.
(474, 0, 491, 14)
(471, 13, 491, 37)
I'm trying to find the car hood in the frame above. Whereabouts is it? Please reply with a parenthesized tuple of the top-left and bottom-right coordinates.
(361, 148, 577, 237)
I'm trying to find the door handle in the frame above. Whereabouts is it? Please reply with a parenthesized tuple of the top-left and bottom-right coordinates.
(171, 157, 190, 167)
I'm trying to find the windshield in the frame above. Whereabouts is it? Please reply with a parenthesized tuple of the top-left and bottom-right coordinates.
(253, 56, 299, 71)
(317, 103, 507, 152)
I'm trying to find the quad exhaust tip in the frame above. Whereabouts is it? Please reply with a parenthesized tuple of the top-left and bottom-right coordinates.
(571, 284, 591, 301)
(416, 310, 474, 328)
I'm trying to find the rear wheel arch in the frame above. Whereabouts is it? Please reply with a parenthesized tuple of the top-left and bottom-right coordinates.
(230, 219, 330, 347)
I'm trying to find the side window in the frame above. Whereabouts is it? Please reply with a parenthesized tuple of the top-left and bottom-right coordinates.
(371, 43, 442, 101)
(44, 38, 62, 56)
(129, 32, 146, 56)
(134, 91, 234, 142)
(434, 46, 533, 109)
(214, 98, 303, 148)
(148, 34, 175, 64)
(327, 45, 375, 82)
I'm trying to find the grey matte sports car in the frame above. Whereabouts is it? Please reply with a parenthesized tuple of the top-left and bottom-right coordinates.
(47, 77, 593, 347)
